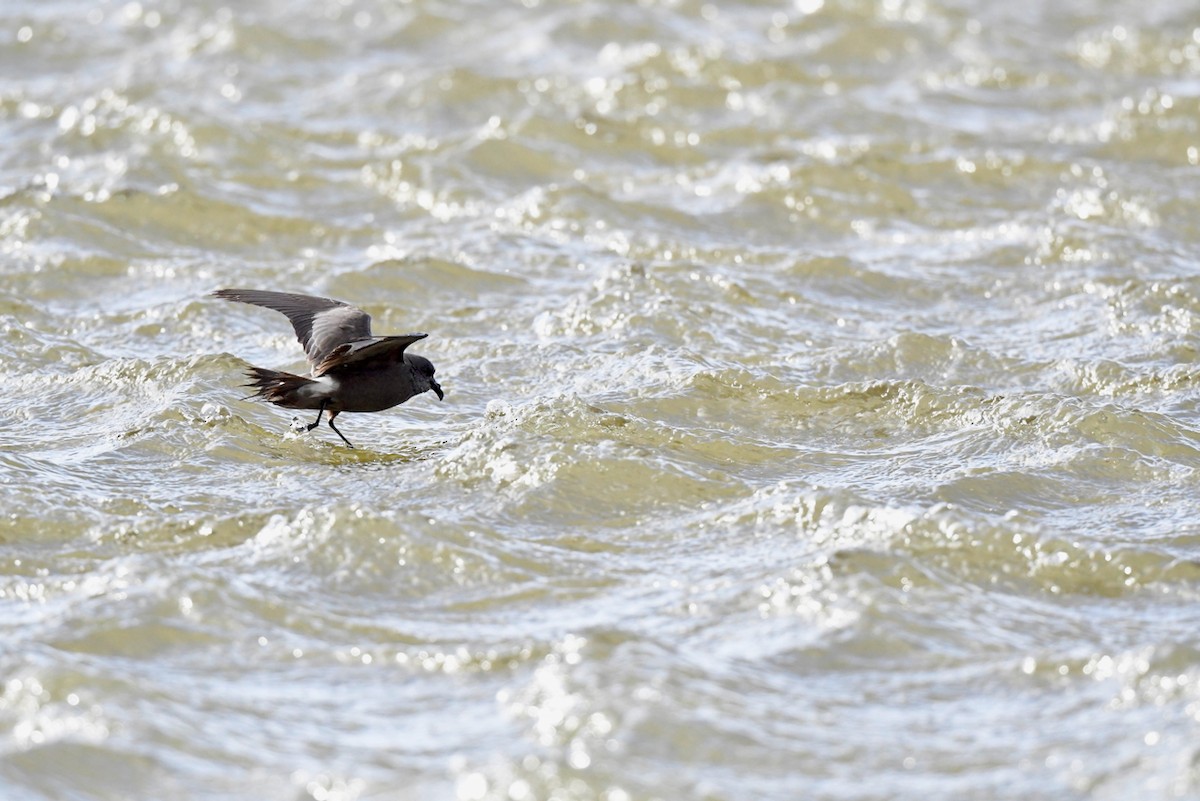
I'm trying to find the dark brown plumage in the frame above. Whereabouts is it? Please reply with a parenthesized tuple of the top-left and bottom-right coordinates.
(213, 288, 443, 448)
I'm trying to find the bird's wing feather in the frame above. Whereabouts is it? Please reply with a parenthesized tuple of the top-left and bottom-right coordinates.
(312, 334, 428, 376)
(212, 288, 372, 368)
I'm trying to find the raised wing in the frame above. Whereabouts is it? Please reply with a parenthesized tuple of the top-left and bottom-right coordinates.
(212, 288, 372, 368)
(312, 334, 428, 376)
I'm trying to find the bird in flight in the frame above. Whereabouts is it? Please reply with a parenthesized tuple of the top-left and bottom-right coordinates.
(212, 288, 443, 448)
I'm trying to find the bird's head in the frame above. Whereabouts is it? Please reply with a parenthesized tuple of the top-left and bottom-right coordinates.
(408, 354, 444, 401)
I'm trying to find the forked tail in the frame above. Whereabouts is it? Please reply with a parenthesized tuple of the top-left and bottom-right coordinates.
(241, 366, 317, 406)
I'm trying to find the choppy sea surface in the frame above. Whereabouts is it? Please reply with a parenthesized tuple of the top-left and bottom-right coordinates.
(4, 1, 1200, 799)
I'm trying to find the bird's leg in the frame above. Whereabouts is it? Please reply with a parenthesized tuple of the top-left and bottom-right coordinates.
(327, 410, 355, 449)
(304, 400, 327, 433)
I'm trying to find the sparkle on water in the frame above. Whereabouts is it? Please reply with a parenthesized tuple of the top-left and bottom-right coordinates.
(3, 1, 1200, 800)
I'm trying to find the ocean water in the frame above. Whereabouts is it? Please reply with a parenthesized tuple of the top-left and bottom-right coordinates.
(3, 1, 1200, 799)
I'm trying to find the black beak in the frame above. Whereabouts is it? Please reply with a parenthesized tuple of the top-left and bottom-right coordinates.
(431, 381, 444, 401)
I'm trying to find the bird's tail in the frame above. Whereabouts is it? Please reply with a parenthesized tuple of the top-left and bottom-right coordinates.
(241, 366, 318, 406)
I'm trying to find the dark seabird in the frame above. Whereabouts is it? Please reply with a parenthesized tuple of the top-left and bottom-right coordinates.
(212, 288, 443, 448)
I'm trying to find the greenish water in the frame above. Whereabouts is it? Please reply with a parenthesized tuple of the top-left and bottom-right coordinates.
(3, 1, 1200, 799)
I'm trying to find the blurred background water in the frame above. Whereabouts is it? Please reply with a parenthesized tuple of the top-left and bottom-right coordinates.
(3, 0, 1200, 799)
